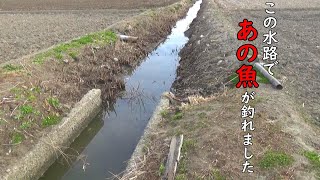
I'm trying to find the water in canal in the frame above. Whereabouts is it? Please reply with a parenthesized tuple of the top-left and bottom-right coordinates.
(41, 1, 202, 179)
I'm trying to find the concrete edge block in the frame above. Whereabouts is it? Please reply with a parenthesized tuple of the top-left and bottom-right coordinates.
(2, 89, 102, 180)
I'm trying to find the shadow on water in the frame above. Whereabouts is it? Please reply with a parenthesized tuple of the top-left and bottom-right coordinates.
(40, 0, 202, 179)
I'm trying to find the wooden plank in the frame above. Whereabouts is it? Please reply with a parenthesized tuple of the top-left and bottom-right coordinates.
(163, 134, 184, 180)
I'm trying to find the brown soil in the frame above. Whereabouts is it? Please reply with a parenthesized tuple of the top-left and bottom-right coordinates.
(129, 0, 320, 179)
(135, 88, 320, 179)
(0, 9, 142, 63)
(172, 0, 239, 97)
(0, 0, 179, 11)
(127, 98, 320, 177)
(0, 0, 192, 176)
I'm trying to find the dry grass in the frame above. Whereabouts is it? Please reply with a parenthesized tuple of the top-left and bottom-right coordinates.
(126, 88, 320, 179)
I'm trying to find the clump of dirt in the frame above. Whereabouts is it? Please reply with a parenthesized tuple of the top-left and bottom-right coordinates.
(0, 0, 192, 176)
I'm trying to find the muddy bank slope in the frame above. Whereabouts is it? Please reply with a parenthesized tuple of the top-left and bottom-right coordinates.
(171, 0, 240, 97)
(0, 0, 193, 177)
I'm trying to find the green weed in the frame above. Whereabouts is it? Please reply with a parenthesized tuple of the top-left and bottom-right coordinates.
(259, 151, 294, 169)
(160, 109, 169, 118)
(54, 53, 63, 60)
(33, 51, 53, 64)
(175, 139, 196, 179)
(99, 30, 117, 43)
(172, 112, 183, 121)
(228, 73, 239, 86)
(175, 174, 187, 180)
(182, 139, 196, 153)
(0, 118, 5, 125)
(13, 114, 24, 121)
(304, 151, 320, 169)
(148, 10, 157, 17)
(10, 87, 25, 100)
(33, 30, 117, 63)
(68, 51, 78, 60)
(20, 121, 32, 129)
(72, 35, 94, 45)
(177, 158, 188, 174)
(3, 64, 22, 71)
(210, 169, 226, 180)
(53, 43, 77, 53)
(158, 163, 165, 176)
(42, 115, 60, 127)
(47, 97, 60, 109)
(228, 66, 270, 86)
(174, 4, 182, 10)
(20, 105, 34, 115)
(27, 94, 36, 101)
(12, 133, 24, 144)
(14, 105, 34, 120)
(25, 89, 37, 101)
(254, 67, 270, 84)
(34, 110, 41, 116)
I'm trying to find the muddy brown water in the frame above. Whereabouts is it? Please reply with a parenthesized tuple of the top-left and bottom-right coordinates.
(40, 1, 202, 179)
